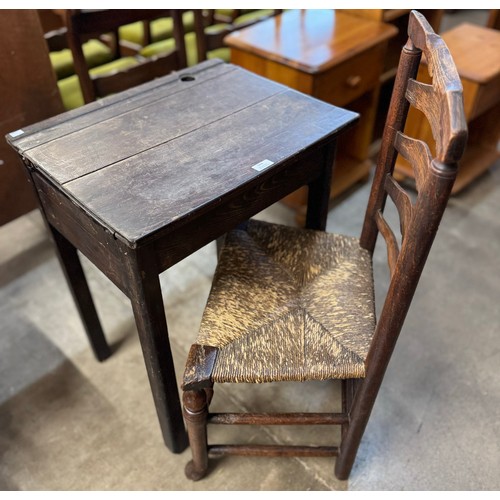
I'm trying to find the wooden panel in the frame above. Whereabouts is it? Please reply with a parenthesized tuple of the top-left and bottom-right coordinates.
(0, 10, 64, 226)
(9, 59, 231, 153)
(64, 91, 357, 243)
(22, 67, 287, 184)
(31, 171, 131, 295)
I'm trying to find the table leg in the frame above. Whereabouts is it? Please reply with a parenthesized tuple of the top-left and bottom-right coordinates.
(49, 226, 111, 362)
(127, 252, 189, 453)
(305, 141, 337, 230)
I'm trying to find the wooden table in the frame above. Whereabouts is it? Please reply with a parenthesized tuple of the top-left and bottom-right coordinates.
(395, 23, 500, 193)
(224, 9, 397, 219)
(6, 59, 357, 453)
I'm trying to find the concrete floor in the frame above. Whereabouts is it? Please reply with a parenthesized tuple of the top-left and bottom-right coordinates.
(1, 10, 498, 492)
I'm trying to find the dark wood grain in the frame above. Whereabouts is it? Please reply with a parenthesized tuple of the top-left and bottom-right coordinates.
(24, 68, 288, 184)
(31, 171, 131, 296)
(208, 413, 348, 425)
(7, 60, 230, 152)
(61, 91, 356, 243)
(375, 210, 399, 278)
(209, 445, 339, 457)
(183, 345, 219, 391)
(49, 225, 111, 361)
(384, 175, 412, 237)
(8, 60, 356, 458)
(182, 389, 209, 481)
(125, 245, 189, 453)
(153, 145, 335, 269)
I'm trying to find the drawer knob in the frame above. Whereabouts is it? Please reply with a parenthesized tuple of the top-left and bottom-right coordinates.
(345, 75, 362, 88)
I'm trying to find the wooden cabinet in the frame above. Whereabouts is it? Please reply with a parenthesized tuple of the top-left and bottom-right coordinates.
(225, 10, 397, 219)
(0, 10, 64, 226)
(395, 23, 500, 193)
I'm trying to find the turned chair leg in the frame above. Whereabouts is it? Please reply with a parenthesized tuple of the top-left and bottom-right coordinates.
(183, 388, 210, 481)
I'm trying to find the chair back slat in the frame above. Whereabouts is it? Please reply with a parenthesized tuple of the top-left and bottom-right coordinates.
(384, 174, 412, 238)
(374, 210, 399, 278)
(394, 132, 433, 191)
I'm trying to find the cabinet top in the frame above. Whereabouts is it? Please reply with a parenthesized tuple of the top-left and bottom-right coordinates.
(225, 9, 398, 74)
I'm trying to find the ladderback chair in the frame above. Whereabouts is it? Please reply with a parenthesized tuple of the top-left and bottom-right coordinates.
(64, 9, 187, 104)
(181, 10, 467, 481)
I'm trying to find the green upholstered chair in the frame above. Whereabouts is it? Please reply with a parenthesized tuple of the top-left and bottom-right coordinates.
(140, 26, 231, 68)
(180, 10, 468, 482)
(58, 56, 140, 110)
(50, 39, 113, 80)
(118, 11, 196, 47)
(62, 9, 187, 106)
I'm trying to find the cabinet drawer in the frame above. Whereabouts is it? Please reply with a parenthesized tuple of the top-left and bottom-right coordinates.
(314, 43, 386, 106)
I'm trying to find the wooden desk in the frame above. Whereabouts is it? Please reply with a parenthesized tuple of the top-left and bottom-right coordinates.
(6, 60, 357, 454)
(225, 9, 397, 218)
(395, 23, 500, 193)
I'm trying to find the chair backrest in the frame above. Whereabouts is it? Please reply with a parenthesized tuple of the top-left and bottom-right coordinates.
(65, 9, 187, 104)
(193, 10, 282, 62)
(360, 11, 467, 370)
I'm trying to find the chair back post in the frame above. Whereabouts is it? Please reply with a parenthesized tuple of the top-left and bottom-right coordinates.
(65, 9, 97, 104)
(335, 11, 467, 479)
(193, 10, 209, 63)
(170, 9, 188, 69)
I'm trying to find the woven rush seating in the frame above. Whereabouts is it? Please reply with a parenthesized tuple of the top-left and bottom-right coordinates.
(184, 220, 376, 387)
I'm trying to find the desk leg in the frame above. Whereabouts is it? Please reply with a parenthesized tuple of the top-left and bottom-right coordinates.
(305, 141, 337, 231)
(49, 226, 111, 362)
(127, 252, 189, 453)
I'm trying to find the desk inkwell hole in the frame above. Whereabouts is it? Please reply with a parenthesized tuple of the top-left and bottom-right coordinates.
(181, 75, 195, 82)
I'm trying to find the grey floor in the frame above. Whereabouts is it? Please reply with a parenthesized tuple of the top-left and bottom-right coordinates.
(1, 10, 499, 492)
